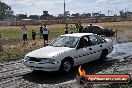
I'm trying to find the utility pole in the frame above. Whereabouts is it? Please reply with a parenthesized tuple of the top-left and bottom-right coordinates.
(108, 10, 113, 16)
(64, 0, 66, 19)
(108, 10, 110, 16)
(64, 0, 67, 25)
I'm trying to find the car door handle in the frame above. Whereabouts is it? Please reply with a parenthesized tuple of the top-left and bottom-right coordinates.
(100, 45, 102, 47)
(89, 48, 92, 50)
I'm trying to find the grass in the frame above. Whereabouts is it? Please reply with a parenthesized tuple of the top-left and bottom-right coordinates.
(0, 41, 40, 62)
(0, 25, 65, 39)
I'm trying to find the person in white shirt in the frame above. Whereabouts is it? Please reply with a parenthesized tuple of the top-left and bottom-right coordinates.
(42, 25, 49, 45)
(21, 24, 28, 45)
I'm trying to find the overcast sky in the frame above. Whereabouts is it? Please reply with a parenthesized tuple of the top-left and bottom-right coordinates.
(1, 0, 132, 16)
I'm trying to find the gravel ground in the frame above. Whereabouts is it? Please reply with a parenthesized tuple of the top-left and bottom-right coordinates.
(0, 56, 131, 88)
(0, 43, 132, 88)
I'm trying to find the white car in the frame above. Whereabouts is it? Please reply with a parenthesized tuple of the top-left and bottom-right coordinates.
(22, 33, 113, 72)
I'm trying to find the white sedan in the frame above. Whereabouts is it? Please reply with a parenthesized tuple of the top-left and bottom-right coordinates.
(22, 33, 113, 72)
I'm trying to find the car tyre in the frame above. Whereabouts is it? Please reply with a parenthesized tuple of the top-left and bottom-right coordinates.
(100, 49, 108, 60)
(32, 70, 42, 73)
(60, 59, 73, 73)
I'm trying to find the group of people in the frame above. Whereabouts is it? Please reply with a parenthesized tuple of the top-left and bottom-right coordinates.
(21, 24, 49, 46)
(21, 23, 84, 46)
(64, 23, 83, 34)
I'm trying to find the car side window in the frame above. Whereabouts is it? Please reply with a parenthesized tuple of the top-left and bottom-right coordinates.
(89, 35, 102, 45)
(96, 35, 107, 43)
(78, 36, 90, 48)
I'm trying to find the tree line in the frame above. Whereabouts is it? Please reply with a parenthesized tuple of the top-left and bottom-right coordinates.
(0, 1, 14, 21)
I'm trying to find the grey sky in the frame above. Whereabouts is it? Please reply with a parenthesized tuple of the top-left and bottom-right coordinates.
(1, 0, 132, 16)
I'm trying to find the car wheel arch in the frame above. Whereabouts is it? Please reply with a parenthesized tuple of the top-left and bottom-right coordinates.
(59, 56, 74, 72)
(100, 49, 108, 59)
(62, 56, 74, 65)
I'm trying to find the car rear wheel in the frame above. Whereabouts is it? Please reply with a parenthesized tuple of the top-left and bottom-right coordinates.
(60, 59, 73, 73)
(100, 49, 108, 60)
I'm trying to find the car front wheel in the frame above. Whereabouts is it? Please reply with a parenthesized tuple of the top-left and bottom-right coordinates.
(60, 59, 73, 73)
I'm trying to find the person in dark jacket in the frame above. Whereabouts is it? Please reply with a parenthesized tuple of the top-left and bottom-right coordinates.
(65, 24, 68, 34)
(32, 29, 36, 45)
(40, 25, 43, 39)
(79, 23, 83, 33)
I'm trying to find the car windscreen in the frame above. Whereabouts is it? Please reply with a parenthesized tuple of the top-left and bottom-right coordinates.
(49, 36, 79, 48)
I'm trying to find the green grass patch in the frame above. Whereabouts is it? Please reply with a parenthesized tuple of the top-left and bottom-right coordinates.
(0, 26, 64, 40)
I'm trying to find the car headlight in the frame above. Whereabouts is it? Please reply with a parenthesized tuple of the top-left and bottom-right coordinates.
(24, 56, 30, 61)
(41, 59, 56, 63)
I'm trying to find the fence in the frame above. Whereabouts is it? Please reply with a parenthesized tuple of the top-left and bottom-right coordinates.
(0, 17, 131, 26)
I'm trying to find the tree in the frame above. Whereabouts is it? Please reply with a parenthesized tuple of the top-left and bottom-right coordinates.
(40, 10, 50, 20)
(16, 14, 28, 20)
(0, 1, 14, 20)
(29, 15, 39, 20)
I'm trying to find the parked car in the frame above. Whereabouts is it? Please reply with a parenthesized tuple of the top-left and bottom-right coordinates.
(22, 33, 113, 72)
(82, 25, 115, 37)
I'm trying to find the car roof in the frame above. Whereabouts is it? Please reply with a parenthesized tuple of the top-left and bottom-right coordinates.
(86, 25, 103, 29)
(61, 33, 94, 37)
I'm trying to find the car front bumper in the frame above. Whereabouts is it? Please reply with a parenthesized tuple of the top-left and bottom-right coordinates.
(22, 59, 61, 72)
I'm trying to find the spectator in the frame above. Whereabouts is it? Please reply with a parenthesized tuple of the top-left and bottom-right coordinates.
(0, 34, 3, 52)
(70, 25, 74, 34)
(21, 24, 28, 45)
(40, 25, 43, 39)
(65, 24, 68, 34)
(79, 23, 83, 33)
(42, 25, 49, 45)
(32, 29, 36, 45)
(75, 23, 79, 33)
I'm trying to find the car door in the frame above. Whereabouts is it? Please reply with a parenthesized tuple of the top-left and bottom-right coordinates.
(95, 35, 107, 50)
(88, 35, 102, 61)
(80, 36, 94, 63)
(74, 36, 89, 65)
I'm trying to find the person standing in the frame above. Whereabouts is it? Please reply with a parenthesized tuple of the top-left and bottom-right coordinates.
(32, 29, 36, 45)
(75, 23, 79, 33)
(42, 25, 49, 45)
(79, 23, 83, 33)
(21, 24, 28, 45)
(40, 25, 43, 39)
(0, 34, 3, 51)
(65, 24, 68, 34)
(70, 25, 74, 34)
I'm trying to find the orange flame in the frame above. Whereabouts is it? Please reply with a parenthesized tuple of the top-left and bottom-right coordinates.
(78, 66, 86, 76)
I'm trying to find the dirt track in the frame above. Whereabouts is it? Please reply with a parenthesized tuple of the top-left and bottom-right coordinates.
(0, 56, 131, 88)
(0, 58, 115, 88)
